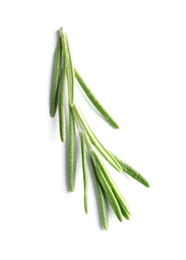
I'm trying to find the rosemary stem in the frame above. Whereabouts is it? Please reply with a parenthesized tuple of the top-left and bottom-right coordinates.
(72, 104, 122, 172)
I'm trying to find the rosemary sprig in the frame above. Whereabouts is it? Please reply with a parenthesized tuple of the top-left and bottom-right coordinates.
(75, 68, 119, 129)
(50, 27, 150, 230)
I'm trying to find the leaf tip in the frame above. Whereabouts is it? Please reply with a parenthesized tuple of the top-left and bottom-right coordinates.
(113, 123, 120, 129)
(104, 225, 108, 230)
(70, 186, 75, 192)
(50, 110, 55, 118)
(145, 181, 150, 188)
(85, 207, 88, 214)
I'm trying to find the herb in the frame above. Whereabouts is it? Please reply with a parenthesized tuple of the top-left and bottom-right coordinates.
(50, 28, 150, 230)
(69, 106, 76, 191)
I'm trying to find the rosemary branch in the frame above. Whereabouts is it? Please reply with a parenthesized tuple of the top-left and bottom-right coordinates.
(50, 27, 150, 230)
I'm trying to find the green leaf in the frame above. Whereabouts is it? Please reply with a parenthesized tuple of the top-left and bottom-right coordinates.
(50, 35, 62, 117)
(69, 107, 77, 191)
(58, 28, 66, 142)
(112, 153, 150, 188)
(89, 156, 108, 230)
(75, 68, 119, 128)
(80, 133, 88, 213)
(58, 66, 66, 142)
(65, 34, 75, 107)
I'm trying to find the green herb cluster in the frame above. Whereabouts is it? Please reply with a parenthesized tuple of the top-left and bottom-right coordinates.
(50, 28, 150, 230)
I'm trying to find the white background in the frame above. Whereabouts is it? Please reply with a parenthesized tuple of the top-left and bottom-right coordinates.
(0, 0, 186, 259)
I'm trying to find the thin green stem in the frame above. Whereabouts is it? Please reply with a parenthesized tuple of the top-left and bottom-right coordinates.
(75, 68, 119, 129)
(72, 104, 122, 172)
(50, 34, 62, 117)
(69, 107, 76, 191)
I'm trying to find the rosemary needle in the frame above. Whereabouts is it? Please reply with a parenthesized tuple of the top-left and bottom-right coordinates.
(58, 28, 66, 142)
(58, 68, 66, 142)
(111, 153, 150, 188)
(72, 111, 89, 207)
(95, 176, 109, 230)
(75, 68, 119, 128)
(80, 133, 88, 213)
(50, 35, 62, 117)
(72, 105, 122, 172)
(69, 107, 77, 191)
(65, 34, 75, 107)
(65, 44, 71, 105)
(90, 157, 108, 230)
